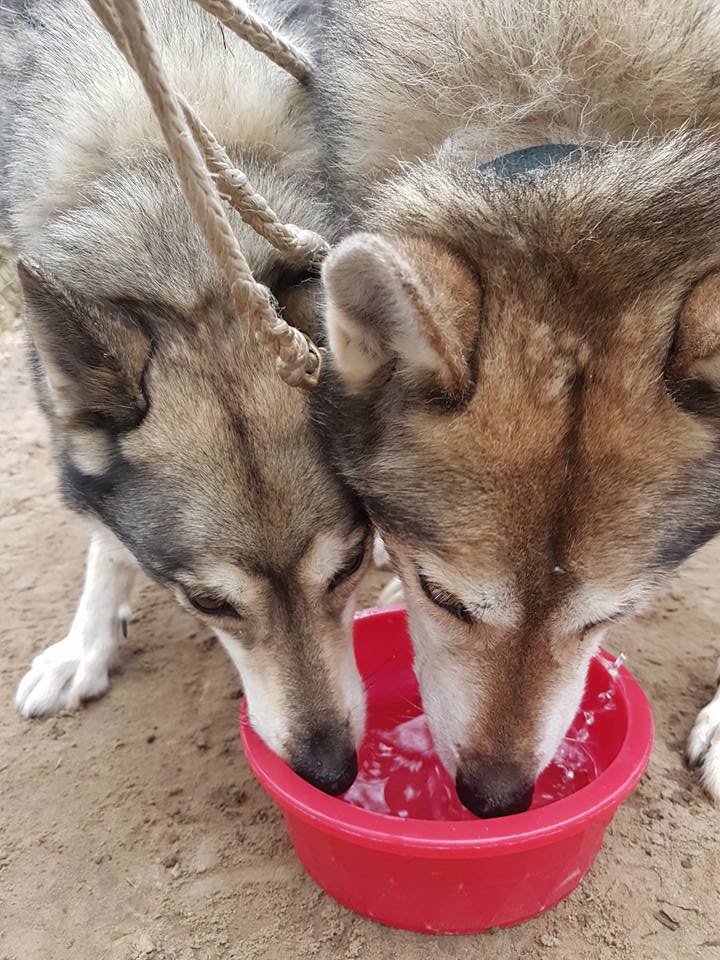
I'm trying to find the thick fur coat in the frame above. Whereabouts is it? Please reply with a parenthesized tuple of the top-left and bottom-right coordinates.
(316, 0, 720, 810)
(1, 0, 369, 795)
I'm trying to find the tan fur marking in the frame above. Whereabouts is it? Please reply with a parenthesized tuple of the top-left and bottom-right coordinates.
(395, 237, 481, 396)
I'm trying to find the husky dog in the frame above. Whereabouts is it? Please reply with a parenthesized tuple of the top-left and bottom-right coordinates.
(316, 0, 720, 812)
(1, 0, 370, 795)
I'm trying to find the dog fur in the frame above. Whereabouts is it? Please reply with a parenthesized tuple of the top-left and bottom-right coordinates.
(316, 0, 720, 810)
(1, 0, 369, 792)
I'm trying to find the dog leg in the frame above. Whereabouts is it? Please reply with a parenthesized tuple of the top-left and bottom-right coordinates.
(16, 528, 137, 717)
(372, 535, 405, 605)
(377, 575, 405, 607)
(687, 657, 720, 802)
(372, 533, 392, 570)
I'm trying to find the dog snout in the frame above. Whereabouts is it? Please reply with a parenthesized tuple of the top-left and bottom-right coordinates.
(455, 760, 534, 819)
(289, 726, 358, 796)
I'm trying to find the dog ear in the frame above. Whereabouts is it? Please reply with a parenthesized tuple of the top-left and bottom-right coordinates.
(18, 259, 151, 434)
(670, 270, 720, 387)
(322, 232, 480, 401)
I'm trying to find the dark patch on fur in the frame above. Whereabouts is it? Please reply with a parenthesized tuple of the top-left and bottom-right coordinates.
(670, 379, 720, 420)
(313, 365, 449, 547)
(360, 492, 441, 545)
(230, 412, 268, 504)
(654, 444, 720, 568)
(548, 371, 587, 569)
(655, 512, 720, 568)
(476, 143, 587, 180)
(59, 450, 193, 583)
(59, 448, 132, 511)
(19, 261, 154, 433)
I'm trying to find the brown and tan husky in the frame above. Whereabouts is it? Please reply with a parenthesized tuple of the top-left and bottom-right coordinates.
(316, 0, 720, 812)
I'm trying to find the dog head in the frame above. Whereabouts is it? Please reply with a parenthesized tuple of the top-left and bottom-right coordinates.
(320, 135, 720, 814)
(18, 174, 368, 796)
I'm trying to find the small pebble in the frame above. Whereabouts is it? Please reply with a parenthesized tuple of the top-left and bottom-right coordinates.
(146, 734, 156, 744)
(540, 934, 560, 948)
(132, 932, 155, 957)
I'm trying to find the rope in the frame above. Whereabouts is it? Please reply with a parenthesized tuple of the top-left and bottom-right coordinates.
(86, 0, 323, 388)
(192, 0, 313, 83)
(179, 97, 329, 264)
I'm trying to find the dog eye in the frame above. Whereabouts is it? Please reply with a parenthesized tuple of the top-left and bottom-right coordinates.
(582, 618, 609, 636)
(188, 594, 238, 618)
(418, 572, 474, 625)
(329, 544, 367, 591)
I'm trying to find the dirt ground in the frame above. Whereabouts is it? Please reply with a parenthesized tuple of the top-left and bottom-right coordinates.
(1, 315, 720, 960)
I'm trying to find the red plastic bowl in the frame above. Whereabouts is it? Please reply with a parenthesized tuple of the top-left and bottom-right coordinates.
(240, 607, 654, 934)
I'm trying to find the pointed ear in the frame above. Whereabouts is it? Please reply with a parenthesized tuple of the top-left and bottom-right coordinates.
(670, 270, 720, 387)
(18, 259, 151, 436)
(322, 233, 481, 401)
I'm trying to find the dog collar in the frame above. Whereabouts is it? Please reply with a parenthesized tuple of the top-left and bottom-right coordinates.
(477, 143, 585, 178)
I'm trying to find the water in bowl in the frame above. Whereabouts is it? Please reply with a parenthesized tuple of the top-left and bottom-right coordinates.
(343, 654, 626, 820)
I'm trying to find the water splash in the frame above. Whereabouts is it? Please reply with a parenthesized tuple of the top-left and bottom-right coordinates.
(344, 713, 600, 820)
(343, 655, 627, 821)
(608, 652, 627, 679)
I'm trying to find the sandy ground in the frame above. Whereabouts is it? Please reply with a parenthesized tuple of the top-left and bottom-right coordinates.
(1, 317, 720, 960)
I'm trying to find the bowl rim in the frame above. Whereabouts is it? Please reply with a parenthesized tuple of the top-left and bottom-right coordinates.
(240, 607, 654, 858)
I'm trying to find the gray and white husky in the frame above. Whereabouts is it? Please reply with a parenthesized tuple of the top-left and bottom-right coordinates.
(1, 0, 369, 795)
(316, 0, 720, 811)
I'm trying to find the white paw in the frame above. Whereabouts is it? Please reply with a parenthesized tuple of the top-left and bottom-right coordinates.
(15, 635, 115, 718)
(378, 575, 404, 607)
(372, 534, 392, 570)
(688, 691, 720, 803)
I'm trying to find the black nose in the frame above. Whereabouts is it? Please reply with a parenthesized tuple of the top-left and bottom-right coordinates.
(289, 727, 358, 796)
(456, 762, 535, 818)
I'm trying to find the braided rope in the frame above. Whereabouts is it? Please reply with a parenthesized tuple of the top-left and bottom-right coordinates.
(192, 0, 313, 83)
(90, 0, 136, 65)
(91, 0, 325, 262)
(86, 0, 322, 388)
(178, 96, 329, 264)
